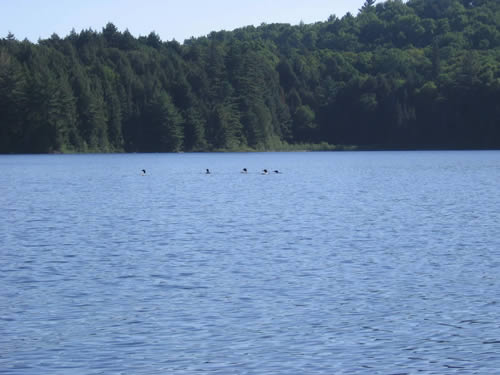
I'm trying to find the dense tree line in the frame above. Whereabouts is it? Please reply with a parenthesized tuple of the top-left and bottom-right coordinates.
(1, 0, 499, 153)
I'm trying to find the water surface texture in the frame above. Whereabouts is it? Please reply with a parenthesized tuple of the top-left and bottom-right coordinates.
(1, 151, 500, 374)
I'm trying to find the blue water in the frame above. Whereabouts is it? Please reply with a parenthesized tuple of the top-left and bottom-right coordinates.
(1, 151, 500, 374)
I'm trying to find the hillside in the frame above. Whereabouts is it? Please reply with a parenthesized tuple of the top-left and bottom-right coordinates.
(1, 0, 499, 153)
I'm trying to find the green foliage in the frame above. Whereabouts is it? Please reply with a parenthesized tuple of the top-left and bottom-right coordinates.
(1, 1, 500, 153)
(360, 0, 377, 14)
(146, 91, 183, 152)
(293, 105, 317, 142)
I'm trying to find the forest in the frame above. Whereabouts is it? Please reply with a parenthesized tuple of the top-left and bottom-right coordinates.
(0, 0, 499, 153)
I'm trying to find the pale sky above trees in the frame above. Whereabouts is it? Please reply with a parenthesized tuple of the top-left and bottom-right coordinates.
(1, 0, 367, 42)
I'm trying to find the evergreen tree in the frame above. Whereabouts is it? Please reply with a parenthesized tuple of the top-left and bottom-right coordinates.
(1, 0, 500, 153)
(0, 49, 26, 152)
(360, 0, 377, 13)
(143, 91, 183, 152)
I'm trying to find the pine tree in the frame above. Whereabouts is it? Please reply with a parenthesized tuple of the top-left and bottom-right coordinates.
(0, 49, 26, 152)
(360, 0, 377, 13)
(143, 91, 183, 152)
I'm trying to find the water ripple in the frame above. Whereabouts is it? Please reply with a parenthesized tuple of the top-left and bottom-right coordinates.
(1, 151, 500, 374)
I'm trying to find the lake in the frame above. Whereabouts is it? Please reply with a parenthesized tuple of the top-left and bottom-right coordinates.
(1, 151, 500, 374)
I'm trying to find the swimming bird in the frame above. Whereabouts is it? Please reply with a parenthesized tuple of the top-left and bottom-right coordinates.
(206, 169, 211, 174)
(141, 169, 146, 175)
(262, 169, 269, 175)
(241, 168, 248, 174)
(273, 170, 282, 174)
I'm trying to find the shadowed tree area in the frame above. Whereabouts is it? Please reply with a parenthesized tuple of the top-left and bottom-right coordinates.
(1, 0, 499, 153)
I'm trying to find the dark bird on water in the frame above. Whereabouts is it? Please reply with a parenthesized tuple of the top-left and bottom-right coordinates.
(206, 169, 211, 174)
(141, 169, 146, 175)
(241, 168, 248, 173)
(262, 169, 269, 175)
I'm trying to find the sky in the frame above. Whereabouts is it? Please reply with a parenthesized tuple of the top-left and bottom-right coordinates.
(1, 0, 368, 43)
